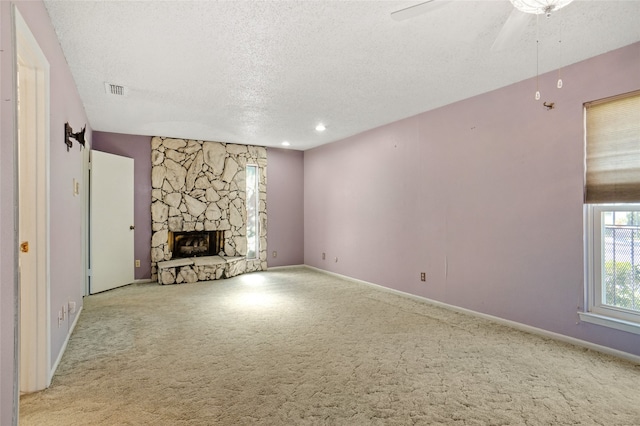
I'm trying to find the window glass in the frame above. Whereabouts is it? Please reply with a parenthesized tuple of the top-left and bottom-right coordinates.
(246, 165, 259, 259)
(601, 210, 640, 313)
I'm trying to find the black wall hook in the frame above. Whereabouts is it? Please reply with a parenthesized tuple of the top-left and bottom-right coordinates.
(65, 122, 86, 151)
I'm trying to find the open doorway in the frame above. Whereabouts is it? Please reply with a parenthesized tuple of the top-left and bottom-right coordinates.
(15, 7, 51, 394)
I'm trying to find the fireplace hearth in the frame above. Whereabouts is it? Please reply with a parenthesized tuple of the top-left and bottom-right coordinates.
(168, 230, 224, 259)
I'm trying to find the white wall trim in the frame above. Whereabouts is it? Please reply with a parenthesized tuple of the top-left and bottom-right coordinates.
(10, 7, 20, 422)
(133, 279, 154, 284)
(304, 265, 640, 365)
(267, 264, 305, 271)
(49, 306, 83, 382)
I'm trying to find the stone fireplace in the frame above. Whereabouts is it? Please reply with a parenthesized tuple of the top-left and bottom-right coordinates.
(150, 137, 267, 283)
(168, 230, 224, 258)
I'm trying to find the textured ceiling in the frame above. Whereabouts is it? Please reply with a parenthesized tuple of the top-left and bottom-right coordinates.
(43, 0, 640, 151)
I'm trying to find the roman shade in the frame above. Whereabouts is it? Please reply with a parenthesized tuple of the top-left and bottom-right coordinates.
(585, 90, 640, 203)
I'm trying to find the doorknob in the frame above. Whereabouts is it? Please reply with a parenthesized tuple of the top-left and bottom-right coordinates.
(20, 241, 29, 253)
(130, 225, 135, 230)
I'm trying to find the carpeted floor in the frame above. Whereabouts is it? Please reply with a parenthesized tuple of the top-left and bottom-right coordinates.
(20, 267, 640, 425)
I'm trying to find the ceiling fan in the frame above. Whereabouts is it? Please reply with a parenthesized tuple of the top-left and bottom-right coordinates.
(391, 0, 575, 51)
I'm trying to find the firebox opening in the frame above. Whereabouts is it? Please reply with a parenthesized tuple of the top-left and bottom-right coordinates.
(168, 230, 224, 259)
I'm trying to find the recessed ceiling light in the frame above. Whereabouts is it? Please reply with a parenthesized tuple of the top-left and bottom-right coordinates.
(281, 141, 291, 146)
(315, 123, 326, 132)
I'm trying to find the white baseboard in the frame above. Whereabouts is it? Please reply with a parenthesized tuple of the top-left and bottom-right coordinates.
(50, 305, 83, 382)
(133, 278, 155, 284)
(305, 265, 640, 365)
(267, 264, 305, 271)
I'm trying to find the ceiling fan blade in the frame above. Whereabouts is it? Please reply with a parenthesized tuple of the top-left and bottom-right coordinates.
(391, 0, 452, 21)
(491, 7, 532, 52)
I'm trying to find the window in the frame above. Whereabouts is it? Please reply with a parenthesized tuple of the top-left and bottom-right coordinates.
(246, 165, 259, 260)
(583, 90, 640, 334)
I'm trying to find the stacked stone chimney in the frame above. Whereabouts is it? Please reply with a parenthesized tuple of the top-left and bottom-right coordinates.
(150, 137, 267, 281)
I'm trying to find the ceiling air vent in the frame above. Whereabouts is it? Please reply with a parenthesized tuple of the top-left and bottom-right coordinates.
(104, 82, 127, 96)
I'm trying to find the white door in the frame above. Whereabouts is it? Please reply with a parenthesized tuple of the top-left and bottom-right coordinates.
(90, 150, 135, 294)
(16, 7, 51, 393)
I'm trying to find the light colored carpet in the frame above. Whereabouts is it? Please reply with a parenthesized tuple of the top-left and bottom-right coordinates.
(20, 267, 640, 425)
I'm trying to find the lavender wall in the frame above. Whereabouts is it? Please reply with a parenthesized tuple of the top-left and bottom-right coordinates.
(1, 1, 90, 423)
(93, 132, 152, 280)
(304, 42, 640, 357)
(0, 3, 15, 423)
(266, 148, 304, 267)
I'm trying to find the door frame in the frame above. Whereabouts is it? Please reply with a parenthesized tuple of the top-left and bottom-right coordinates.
(83, 140, 91, 296)
(14, 6, 51, 393)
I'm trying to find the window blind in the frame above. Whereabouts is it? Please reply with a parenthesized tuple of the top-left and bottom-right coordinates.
(585, 90, 640, 203)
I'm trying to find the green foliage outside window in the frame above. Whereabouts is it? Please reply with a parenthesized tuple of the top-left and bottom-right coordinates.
(604, 260, 640, 312)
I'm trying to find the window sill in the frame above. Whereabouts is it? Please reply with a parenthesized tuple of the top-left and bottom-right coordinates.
(578, 312, 640, 335)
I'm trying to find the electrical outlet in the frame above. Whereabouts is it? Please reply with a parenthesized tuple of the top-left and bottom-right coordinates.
(420, 272, 426, 282)
(322, 252, 326, 260)
(272, 251, 277, 258)
(68, 301, 76, 314)
(135, 259, 141, 268)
